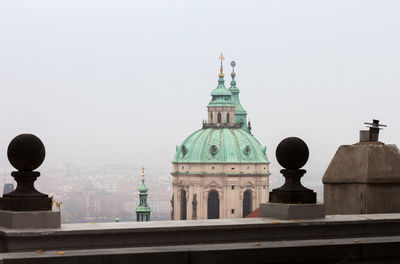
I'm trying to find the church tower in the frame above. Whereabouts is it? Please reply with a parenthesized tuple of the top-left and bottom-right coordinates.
(171, 55, 270, 220)
(229, 60, 248, 131)
(136, 168, 151, 221)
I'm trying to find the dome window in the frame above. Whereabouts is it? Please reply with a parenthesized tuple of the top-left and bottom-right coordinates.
(244, 146, 251, 156)
(210, 145, 218, 156)
(182, 146, 187, 156)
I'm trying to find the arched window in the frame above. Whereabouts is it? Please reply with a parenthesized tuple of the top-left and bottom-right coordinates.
(217, 113, 222, 123)
(226, 113, 230, 123)
(243, 190, 252, 217)
(208, 190, 220, 219)
(181, 190, 187, 220)
(210, 113, 213, 123)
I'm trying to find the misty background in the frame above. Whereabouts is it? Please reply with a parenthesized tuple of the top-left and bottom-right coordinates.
(0, 0, 399, 190)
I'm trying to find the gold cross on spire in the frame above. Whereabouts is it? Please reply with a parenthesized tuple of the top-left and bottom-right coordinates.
(142, 167, 145, 180)
(218, 52, 224, 77)
(219, 52, 224, 62)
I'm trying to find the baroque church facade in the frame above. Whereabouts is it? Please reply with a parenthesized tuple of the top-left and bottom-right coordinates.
(171, 56, 270, 220)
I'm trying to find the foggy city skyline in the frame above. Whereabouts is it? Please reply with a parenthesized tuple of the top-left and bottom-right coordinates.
(1, 0, 399, 188)
(1, 1, 400, 262)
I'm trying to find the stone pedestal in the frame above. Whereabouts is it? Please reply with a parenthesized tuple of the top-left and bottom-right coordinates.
(269, 169, 316, 204)
(0, 134, 58, 229)
(323, 143, 400, 215)
(259, 203, 325, 220)
(0, 210, 60, 229)
(0, 171, 52, 211)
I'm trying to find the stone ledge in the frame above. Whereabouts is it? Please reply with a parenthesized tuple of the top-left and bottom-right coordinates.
(1, 214, 400, 253)
(0, 210, 60, 229)
(259, 203, 325, 219)
(1, 236, 400, 264)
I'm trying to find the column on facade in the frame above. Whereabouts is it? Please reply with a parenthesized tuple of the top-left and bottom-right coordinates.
(187, 184, 193, 220)
(174, 183, 180, 220)
(223, 183, 228, 218)
(202, 191, 208, 219)
(239, 190, 244, 218)
(219, 191, 224, 219)
(254, 183, 260, 210)
(222, 111, 226, 123)
(251, 191, 257, 214)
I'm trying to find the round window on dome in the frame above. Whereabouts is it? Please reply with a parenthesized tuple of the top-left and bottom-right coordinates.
(182, 146, 187, 156)
(244, 146, 251, 156)
(209, 145, 218, 156)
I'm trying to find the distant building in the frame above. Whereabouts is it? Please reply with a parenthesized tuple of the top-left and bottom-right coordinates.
(136, 168, 151, 221)
(3, 183, 14, 195)
(171, 55, 270, 220)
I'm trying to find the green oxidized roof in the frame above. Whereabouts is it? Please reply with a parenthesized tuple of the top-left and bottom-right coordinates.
(138, 179, 148, 192)
(173, 128, 269, 164)
(208, 75, 234, 107)
(136, 205, 151, 212)
(229, 72, 247, 115)
(211, 76, 232, 96)
(136, 178, 151, 213)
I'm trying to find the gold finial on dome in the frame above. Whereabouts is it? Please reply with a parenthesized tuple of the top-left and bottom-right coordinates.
(218, 52, 224, 77)
(142, 167, 145, 180)
(219, 52, 224, 62)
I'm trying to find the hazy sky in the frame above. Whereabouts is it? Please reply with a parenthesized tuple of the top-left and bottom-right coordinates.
(0, 0, 399, 182)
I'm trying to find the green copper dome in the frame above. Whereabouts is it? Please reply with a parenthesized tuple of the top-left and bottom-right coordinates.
(211, 77, 232, 96)
(174, 128, 269, 163)
(138, 179, 148, 192)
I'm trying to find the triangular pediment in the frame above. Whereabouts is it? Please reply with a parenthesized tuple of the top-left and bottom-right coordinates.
(178, 180, 190, 188)
(243, 181, 256, 189)
(205, 180, 223, 189)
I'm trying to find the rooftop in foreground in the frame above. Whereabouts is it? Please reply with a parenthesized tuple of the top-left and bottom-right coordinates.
(1, 214, 400, 263)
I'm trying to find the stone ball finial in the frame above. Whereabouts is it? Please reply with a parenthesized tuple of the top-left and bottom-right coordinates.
(7, 134, 46, 171)
(276, 137, 309, 170)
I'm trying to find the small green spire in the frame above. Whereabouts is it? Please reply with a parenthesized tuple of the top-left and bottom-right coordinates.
(208, 53, 233, 106)
(228, 60, 248, 131)
(136, 167, 151, 221)
(218, 52, 225, 85)
(230, 60, 237, 87)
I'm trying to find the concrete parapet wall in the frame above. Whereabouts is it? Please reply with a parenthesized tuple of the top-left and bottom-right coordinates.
(1, 214, 400, 253)
(324, 183, 400, 215)
(1, 236, 400, 263)
(0, 211, 60, 229)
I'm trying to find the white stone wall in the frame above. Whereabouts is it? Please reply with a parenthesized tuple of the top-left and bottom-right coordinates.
(172, 162, 270, 220)
(207, 106, 235, 124)
(173, 163, 269, 175)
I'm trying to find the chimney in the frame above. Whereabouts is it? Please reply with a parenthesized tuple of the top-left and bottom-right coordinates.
(360, 119, 387, 142)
